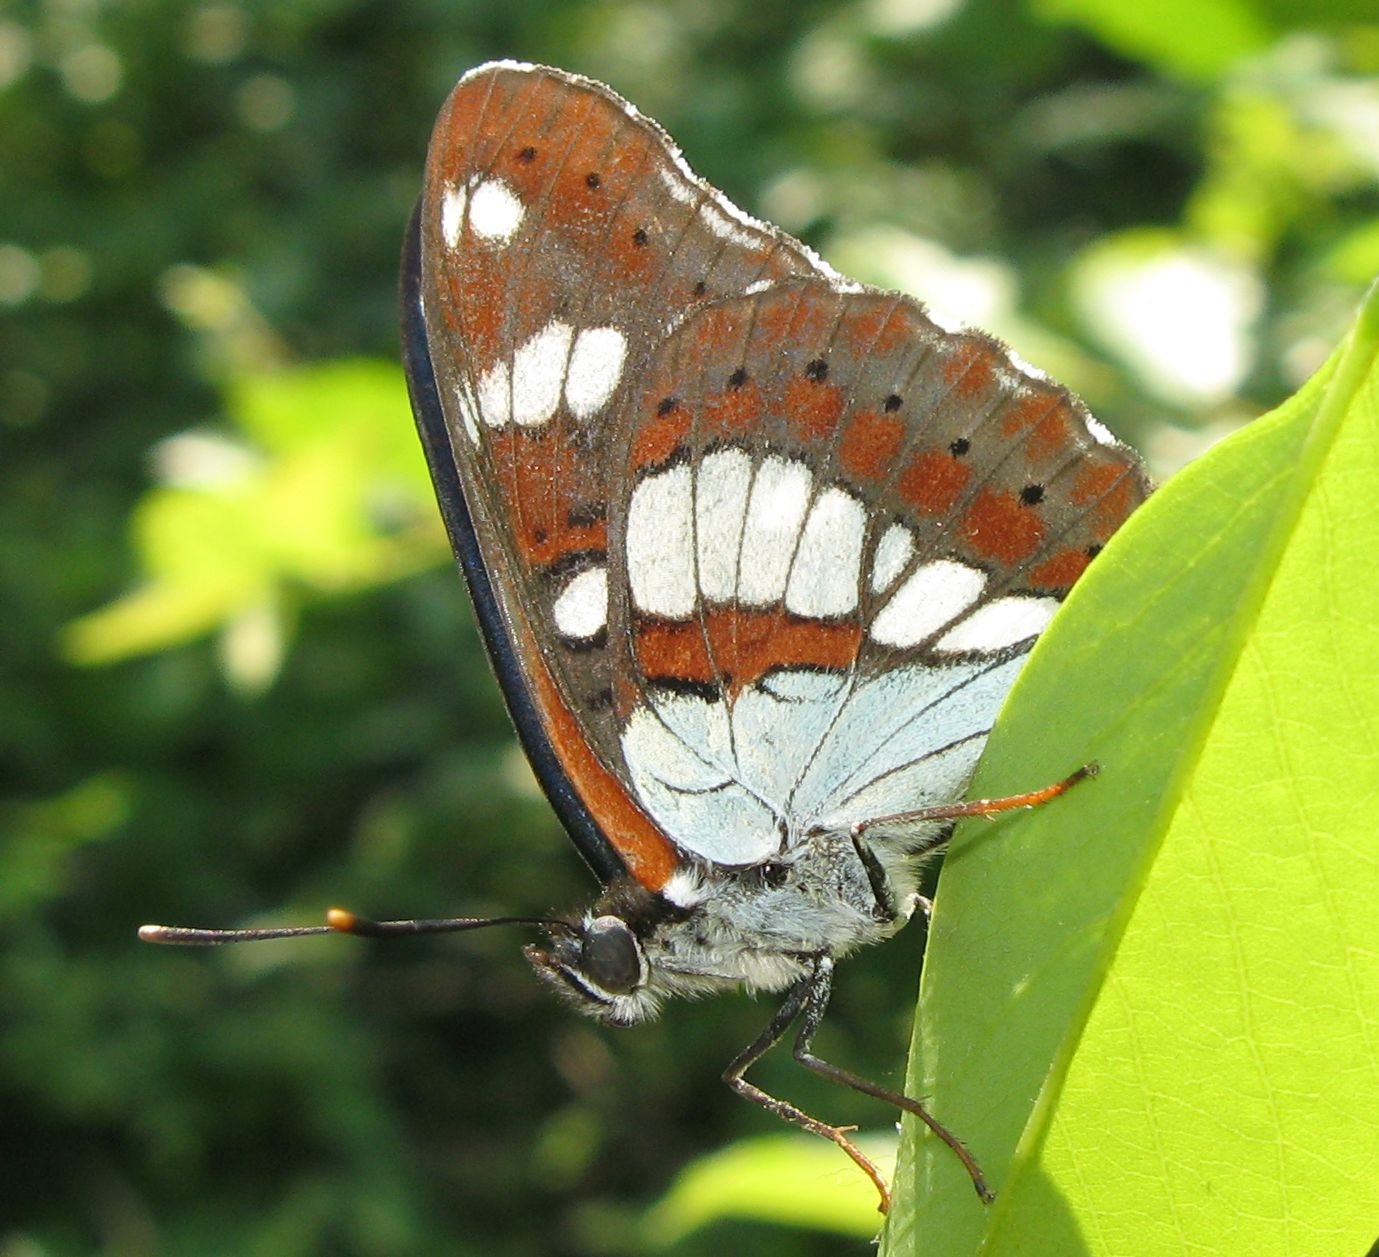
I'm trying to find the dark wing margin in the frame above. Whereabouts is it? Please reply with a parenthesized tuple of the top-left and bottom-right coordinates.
(401, 202, 626, 884)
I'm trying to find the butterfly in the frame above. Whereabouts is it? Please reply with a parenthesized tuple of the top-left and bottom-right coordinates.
(144, 60, 1149, 1210)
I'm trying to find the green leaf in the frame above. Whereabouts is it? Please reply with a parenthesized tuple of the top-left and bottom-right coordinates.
(1032, 0, 1273, 79)
(642, 1133, 892, 1245)
(1032, 0, 1370, 81)
(61, 360, 442, 670)
(230, 360, 418, 469)
(884, 282, 1379, 1254)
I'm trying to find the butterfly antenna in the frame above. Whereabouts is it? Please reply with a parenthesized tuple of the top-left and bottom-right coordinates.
(138, 908, 575, 946)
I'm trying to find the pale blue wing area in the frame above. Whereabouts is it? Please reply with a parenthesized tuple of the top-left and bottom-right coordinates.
(619, 652, 1028, 866)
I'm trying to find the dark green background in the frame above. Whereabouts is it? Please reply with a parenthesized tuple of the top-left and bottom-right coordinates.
(4, 0, 1376, 1253)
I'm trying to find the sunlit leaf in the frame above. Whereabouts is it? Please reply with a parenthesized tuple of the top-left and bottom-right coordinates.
(1033, 0, 1274, 79)
(61, 360, 443, 670)
(62, 577, 258, 664)
(883, 284, 1379, 1253)
(643, 1133, 892, 1245)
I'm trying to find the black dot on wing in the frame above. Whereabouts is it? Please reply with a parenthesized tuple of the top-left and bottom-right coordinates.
(1087, 542, 1104, 557)
(533, 527, 548, 543)
(517, 145, 537, 162)
(805, 358, 829, 381)
(585, 171, 602, 188)
(727, 367, 749, 389)
(950, 436, 971, 457)
(657, 396, 679, 415)
(883, 393, 903, 412)
(1020, 484, 1046, 506)
(632, 227, 649, 247)
(693, 280, 708, 297)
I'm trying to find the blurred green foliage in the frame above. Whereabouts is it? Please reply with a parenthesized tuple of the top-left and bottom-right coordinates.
(2, 0, 1376, 1254)
(61, 358, 438, 689)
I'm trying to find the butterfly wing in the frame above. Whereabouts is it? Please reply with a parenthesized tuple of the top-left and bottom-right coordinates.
(407, 61, 1148, 885)
(606, 282, 1149, 864)
(403, 62, 835, 886)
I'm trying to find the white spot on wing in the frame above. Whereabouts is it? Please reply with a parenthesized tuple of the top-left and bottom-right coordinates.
(467, 177, 525, 243)
(441, 184, 467, 249)
(695, 448, 753, 602)
(870, 560, 986, 648)
(785, 487, 866, 618)
(477, 360, 510, 427)
(935, 595, 1058, 653)
(552, 566, 608, 640)
(511, 321, 573, 426)
(628, 464, 696, 617)
(870, 522, 914, 593)
(565, 326, 626, 420)
(738, 457, 812, 606)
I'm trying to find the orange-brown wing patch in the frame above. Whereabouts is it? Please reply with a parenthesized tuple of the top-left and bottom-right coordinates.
(963, 487, 1046, 563)
(526, 633, 679, 890)
(899, 448, 971, 516)
(839, 409, 906, 482)
(1028, 547, 1093, 589)
(635, 610, 864, 693)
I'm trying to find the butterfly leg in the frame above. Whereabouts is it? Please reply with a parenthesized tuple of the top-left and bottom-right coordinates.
(790, 955, 994, 1204)
(850, 831, 905, 923)
(849, 831, 935, 926)
(723, 963, 896, 1212)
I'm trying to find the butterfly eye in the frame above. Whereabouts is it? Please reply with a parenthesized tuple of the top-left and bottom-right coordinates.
(580, 915, 642, 995)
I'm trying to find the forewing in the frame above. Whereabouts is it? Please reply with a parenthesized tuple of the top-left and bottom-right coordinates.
(409, 62, 830, 885)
